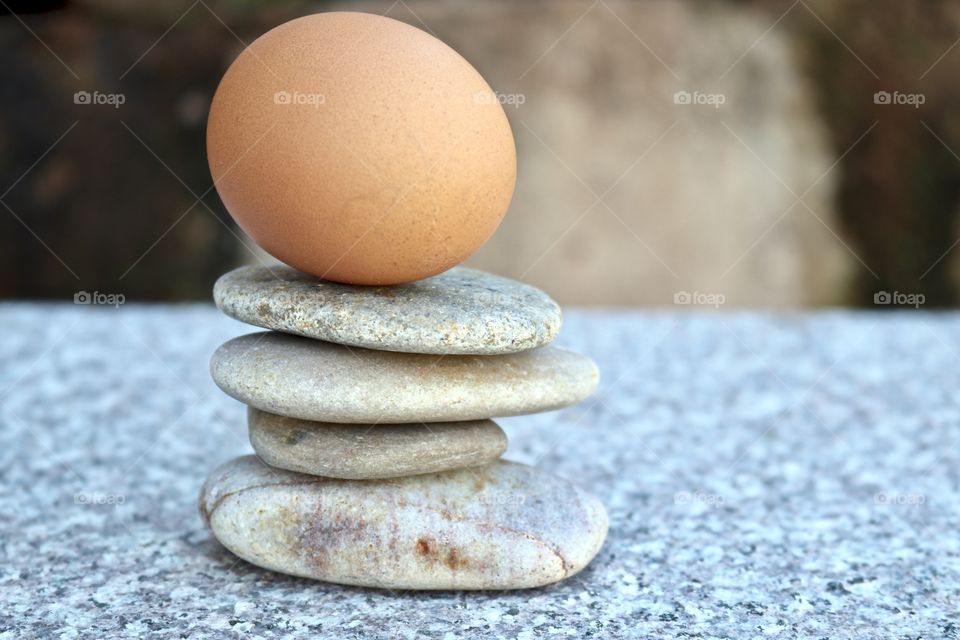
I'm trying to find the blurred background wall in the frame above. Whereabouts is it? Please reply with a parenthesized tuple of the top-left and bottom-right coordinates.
(1, 0, 959, 307)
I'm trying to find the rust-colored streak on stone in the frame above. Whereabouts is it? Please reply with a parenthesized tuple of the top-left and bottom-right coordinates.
(415, 538, 431, 557)
(444, 548, 468, 571)
(415, 537, 468, 571)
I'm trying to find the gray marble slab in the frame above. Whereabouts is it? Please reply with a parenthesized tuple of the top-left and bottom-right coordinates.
(1, 304, 956, 638)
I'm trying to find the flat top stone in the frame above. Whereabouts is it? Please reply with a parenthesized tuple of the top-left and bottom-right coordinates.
(200, 455, 608, 590)
(213, 264, 562, 355)
(5, 304, 958, 638)
(248, 408, 507, 479)
(210, 331, 599, 423)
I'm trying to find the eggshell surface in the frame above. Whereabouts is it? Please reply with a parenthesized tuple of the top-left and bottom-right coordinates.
(207, 12, 517, 285)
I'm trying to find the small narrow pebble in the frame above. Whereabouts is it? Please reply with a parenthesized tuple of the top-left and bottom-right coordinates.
(248, 407, 508, 479)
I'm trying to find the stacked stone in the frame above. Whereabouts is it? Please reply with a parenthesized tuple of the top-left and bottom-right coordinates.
(200, 264, 608, 590)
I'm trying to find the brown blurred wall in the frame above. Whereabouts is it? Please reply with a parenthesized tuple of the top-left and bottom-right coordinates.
(2, 0, 959, 306)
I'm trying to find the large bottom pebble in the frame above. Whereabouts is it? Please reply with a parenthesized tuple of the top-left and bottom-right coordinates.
(200, 455, 608, 590)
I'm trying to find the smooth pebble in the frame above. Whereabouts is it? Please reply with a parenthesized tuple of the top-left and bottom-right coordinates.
(248, 407, 507, 479)
(200, 455, 608, 590)
(213, 265, 561, 355)
(210, 332, 598, 423)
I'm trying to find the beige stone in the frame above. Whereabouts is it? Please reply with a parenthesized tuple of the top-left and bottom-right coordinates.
(210, 332, 598, 423)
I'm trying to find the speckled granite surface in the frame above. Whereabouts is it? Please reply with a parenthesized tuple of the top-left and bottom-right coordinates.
(2, 305, 958, 639)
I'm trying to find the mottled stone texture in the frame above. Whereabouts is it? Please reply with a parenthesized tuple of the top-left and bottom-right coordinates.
(210, 331, 599, 423)
(248, 408, 507, 479)
(214, 265, 561, 355)
(200, 456, 608, 590)
(5, 305, 960, 638)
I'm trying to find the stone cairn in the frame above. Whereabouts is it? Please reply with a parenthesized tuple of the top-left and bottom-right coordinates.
(200, 264, 608, 590)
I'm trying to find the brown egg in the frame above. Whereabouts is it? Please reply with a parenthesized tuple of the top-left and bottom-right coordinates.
(207, 12, 517, 285)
